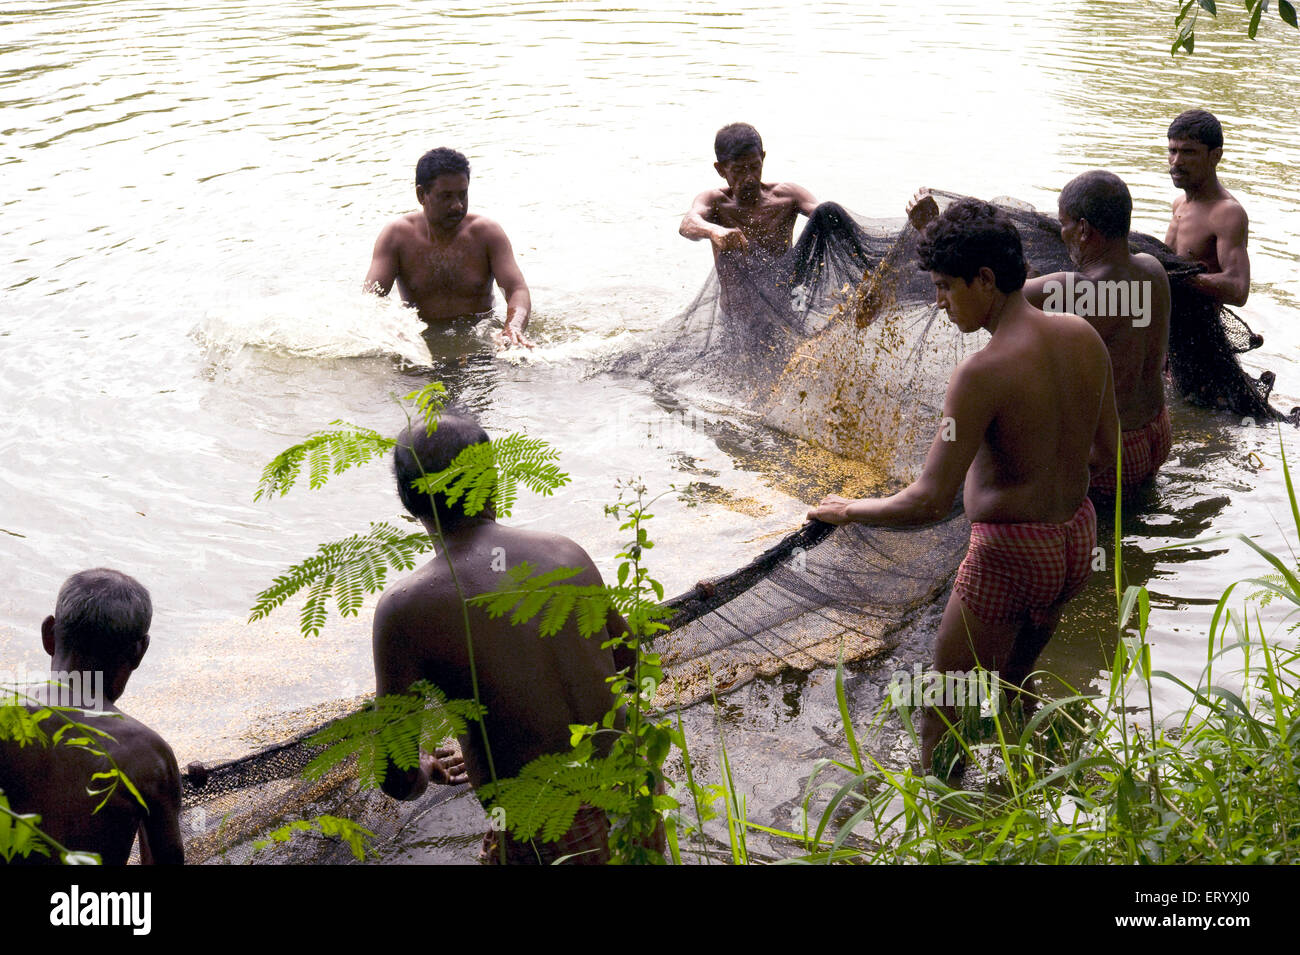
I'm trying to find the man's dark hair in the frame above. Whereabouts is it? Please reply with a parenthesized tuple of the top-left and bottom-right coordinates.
(393, 413, 493, 531)
(415, 148, 471, 188)
(53, 569, 152, 660)
(1168, 109, 1223, 150)
(714, 123, 763, 162)
(1059, 170, 1132, 240)
(916, 198, 1028, 293)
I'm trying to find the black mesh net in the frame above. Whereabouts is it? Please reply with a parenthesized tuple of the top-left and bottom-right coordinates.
(175, 190, 1295, 863)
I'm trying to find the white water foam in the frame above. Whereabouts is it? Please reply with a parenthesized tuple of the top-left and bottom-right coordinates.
(194, 292, 433, 366)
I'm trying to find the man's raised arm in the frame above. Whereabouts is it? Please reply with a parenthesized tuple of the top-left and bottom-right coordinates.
(1194, 203, 1250, 306)
(485, 222, 533, 347)
(679, 190, 749, 254)
(363, 222, 401, 296)
(1023, 271, 1068, 310)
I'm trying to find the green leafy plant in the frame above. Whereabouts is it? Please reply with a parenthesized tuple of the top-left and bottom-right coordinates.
(251, 814, 377, 862)
(1173, 0, 1298, 55)
(246, 385, 687, 863)
(301, 682, 484, 789)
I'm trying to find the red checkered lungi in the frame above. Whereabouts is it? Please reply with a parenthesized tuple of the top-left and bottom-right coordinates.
(480, 804, 611, 865)
(955, 497, 1097, 627)
(1090, 405, 1171, 495)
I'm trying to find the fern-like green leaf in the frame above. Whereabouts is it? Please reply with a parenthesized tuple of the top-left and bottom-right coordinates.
(470, 563, 673, 639)
(1246, 571, 1298, 608)
(479, 751, 644, 842)
(0, 704, 52, 748)
(0, 796, 55, 863)
(302, 682, 485, 790)
(248, 523, 435, 637)
(410, 433, 568, 520)
(405, 382, 448, 435)
(254, 422, 395, 501)
(252, 814, 378, 861)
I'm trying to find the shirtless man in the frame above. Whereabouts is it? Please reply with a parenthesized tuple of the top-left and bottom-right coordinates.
(1165, 109, 1250, 306)
(373, 414, 638, 864)
(364, 147, 533, 347)
(0, 569, 184, 865)
(680, 123, 818, 261)
(680, 123, 820, 314)
(808, 199, 1118, 773)
(1024, 171, 1172, 494)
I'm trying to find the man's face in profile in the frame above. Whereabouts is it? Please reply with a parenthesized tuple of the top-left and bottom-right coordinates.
(716, 149, 765, 205)
(418, 172, 470, 232)
(930, 270, 986, 334)
(1058, 205, 1084, 266)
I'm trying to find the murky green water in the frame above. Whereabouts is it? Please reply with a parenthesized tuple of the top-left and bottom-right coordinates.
(3, 0, 1299, 761)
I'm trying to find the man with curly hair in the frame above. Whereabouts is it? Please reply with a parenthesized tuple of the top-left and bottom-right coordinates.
(808, 196, 1119, 774)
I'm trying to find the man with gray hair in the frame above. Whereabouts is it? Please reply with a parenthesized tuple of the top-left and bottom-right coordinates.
(1024, 170, 1172, 495)
(0, 569, 184, 864)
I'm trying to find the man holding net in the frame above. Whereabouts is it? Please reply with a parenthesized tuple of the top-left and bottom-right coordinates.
(1024, 171, 1172, 495)
(680, 123, 819, 262)
(808, 198, 1118, 774)
(679, 123, 820, 312)
(1164, 109, 1250, 308)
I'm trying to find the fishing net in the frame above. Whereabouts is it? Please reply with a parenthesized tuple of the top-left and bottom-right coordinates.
(174, 190, 1293, 864)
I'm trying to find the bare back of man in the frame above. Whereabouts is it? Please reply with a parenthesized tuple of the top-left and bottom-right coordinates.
(1, 569, 183, 865)
(0, 703, 183, 865)
(959, 305, 1114, 523)
(1029, 255, 1170, 430)
(374, 521, 622, 790)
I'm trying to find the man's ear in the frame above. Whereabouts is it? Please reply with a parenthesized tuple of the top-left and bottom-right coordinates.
(714, 160, 726, 179)
(1209, 145, 1223, 167)
(41, 615, 56, 656)
(415, 184, 427, 203)
(977, 266, 998, 289)
(129, 633, 150, 672)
